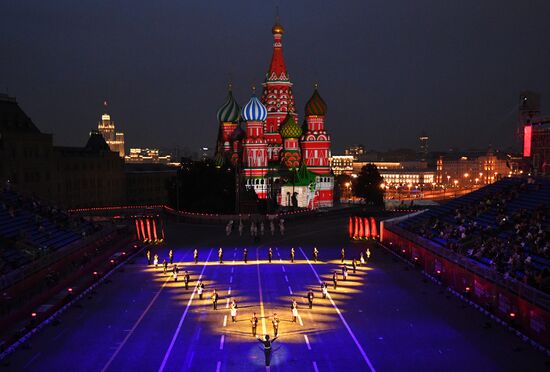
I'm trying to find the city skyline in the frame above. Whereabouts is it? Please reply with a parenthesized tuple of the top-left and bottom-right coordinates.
(2, 1, 550, 153)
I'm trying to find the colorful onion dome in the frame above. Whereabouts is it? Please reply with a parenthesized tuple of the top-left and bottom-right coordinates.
(216, 88, 240, 123)
(304, 85, 327, 117)
(279, 114, 302, 138)
(230, 123, 245, 141)
(242, 90, 267, 121)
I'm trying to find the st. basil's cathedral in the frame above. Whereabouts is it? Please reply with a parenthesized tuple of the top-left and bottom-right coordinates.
(215, 18, 334, 209)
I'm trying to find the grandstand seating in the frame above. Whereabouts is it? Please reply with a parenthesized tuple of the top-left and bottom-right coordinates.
(0, 190, 97, 274)
(399, 177, 550, 292)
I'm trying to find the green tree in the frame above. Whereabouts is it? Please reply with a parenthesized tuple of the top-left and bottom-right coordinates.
(353, 163, 385, 207)
(334, 174, 352, 202)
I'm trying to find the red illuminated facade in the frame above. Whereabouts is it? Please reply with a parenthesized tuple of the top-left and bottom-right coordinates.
(261, 20, 296, 164)
(523, 125, 532, 157)
(519, 91, 550, 175)
(241, 91, 269, 199)
(214, 18, 334, 208)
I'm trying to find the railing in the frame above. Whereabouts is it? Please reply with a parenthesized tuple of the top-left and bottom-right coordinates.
(68, 204, 322, 223)
(384, 222, 550, 311)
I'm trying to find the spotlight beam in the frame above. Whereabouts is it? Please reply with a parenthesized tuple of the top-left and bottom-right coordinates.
(299, 247, 376, 372)
(158, 248, 213, 372)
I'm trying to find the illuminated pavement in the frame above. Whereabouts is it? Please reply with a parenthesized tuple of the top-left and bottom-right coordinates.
(3, 213, 549, 371)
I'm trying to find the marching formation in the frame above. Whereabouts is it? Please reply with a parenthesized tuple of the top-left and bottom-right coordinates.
(225, 218, 286, 241)
(144, 245, 372, 367)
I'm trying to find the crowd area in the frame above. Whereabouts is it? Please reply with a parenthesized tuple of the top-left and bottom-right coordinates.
(402, 177, 550, 293)
(0, 187, 100, 275)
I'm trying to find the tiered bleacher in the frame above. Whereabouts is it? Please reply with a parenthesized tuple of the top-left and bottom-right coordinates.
(0, 188, 99, 275)
(399, 177, 550, 293)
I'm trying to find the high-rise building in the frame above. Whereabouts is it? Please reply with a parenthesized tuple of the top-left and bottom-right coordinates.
(98, 101, 125, 157)
(419, 132, 429, 161)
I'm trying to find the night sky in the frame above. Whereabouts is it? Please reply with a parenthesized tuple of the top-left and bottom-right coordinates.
(2, 1, 550, 154)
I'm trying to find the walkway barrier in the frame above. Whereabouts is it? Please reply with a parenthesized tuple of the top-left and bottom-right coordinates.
(69, 204, 317, 225)
(0, 242, 145, 361)
(381, 222, 550, 351)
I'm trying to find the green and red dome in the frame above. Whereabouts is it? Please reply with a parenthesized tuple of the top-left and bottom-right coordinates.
(304, 86, 327, 117)
(279, 113, 302, 139)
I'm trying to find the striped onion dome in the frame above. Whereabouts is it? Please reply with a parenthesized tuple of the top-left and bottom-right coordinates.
(242, 92, 267, 121)
(280, 114, 302, 139)
(216, 89, 240, 123)
(304, 86, 327, 117)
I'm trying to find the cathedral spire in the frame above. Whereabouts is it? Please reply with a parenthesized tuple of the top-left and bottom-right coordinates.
(268, 14, 287, 81)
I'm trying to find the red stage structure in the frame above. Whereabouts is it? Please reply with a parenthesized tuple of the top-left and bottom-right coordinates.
(133, 215, 164, 244)
(349, 216, 378, 240)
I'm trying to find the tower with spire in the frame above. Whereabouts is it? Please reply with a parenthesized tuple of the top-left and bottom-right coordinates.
(214, 16, 333, 208)
(261, 15, 296, 165)
(97, 100, 125, 157)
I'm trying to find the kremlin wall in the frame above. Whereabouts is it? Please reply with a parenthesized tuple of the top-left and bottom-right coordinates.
(0, 94, 174, 209)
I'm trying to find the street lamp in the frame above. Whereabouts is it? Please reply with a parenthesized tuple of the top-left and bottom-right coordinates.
(344, 182, 352, 202)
